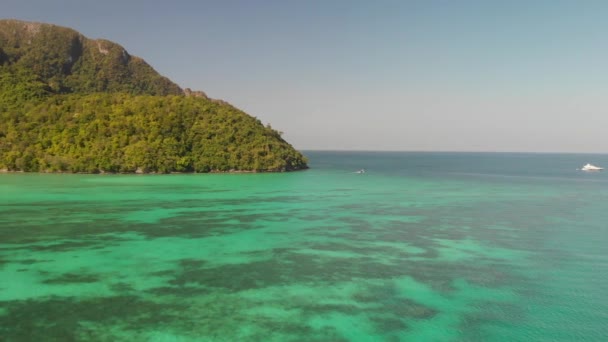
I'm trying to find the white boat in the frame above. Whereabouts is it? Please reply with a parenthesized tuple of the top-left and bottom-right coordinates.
(354, 169, 366, 174)
(581, 163, 603, 171)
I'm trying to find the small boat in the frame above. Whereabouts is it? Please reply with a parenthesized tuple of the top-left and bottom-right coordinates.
(581, 163, 603, 171)
(354, 169, 366, 174)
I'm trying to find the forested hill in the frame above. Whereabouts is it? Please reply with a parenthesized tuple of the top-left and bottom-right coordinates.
(0, 19, 308, 173)
(0, 19, 182, 96)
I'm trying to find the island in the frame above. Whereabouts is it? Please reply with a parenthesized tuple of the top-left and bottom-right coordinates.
(0, 19, 308, 173)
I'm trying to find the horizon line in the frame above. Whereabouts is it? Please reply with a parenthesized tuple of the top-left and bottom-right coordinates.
(299, 149, 608, 155)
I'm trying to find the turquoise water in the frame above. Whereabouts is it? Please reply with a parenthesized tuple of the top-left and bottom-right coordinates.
(1, 151, 608, 341)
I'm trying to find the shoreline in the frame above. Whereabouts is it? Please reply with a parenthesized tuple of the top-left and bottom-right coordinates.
(0, 167, 309, 175)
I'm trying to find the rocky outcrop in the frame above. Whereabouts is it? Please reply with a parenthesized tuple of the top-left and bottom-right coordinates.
(183, 88, 209, 99)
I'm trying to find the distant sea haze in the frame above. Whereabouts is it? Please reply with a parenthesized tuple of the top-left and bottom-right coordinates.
(1, 151, 607, 341)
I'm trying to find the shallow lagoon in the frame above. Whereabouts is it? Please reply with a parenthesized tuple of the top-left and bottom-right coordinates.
(1, 151, 608, 341)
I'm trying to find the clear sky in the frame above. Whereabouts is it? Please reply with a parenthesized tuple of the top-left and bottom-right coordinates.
(4, 0, 608, 152)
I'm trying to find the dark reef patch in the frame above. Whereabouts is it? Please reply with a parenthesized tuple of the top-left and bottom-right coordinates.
(370, 316, 409, 332)
(0, 296, 188, 341)
(42, 272, 100, 284)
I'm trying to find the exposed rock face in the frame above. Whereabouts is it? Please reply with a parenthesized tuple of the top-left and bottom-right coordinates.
(183, 88, 209, 99)
(183, 88, 229, 105)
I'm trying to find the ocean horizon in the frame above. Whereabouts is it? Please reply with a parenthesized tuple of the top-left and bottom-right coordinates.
(1, 151, 607, 341)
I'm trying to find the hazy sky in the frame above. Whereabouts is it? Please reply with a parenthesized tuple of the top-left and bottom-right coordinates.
(4, 0, 608, 152)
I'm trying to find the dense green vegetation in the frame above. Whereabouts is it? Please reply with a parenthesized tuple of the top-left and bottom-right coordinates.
(0, 20, 308, 173)
(0, 19, 182, 96)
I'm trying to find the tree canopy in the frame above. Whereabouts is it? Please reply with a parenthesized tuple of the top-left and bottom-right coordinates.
(0, 20, 308, 173)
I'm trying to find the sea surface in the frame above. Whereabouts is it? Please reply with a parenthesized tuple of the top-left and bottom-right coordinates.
(1, 151, 608, 341)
